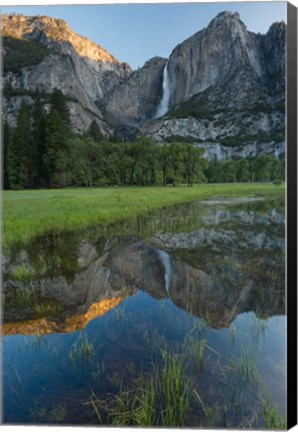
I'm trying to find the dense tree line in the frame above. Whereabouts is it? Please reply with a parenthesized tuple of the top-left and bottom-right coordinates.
(3, 90, 285, 190)
(206, 155, 285, 183)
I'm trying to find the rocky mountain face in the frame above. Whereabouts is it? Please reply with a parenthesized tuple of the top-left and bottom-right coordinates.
(104, 56, 167, 127)
(2, 11, 286, 158)
(2, 14, 132, 134)
(140, 12, 286, 159)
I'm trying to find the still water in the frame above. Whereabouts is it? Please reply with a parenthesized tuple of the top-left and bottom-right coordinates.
(2, 196, 286, 428)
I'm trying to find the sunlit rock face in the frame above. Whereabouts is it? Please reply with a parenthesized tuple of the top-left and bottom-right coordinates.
(2, 14, 132, 135)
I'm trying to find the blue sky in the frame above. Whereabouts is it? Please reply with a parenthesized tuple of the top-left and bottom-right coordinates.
(1, 2, 287, 70)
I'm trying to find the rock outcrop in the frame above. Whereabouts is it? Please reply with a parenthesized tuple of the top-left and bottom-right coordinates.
(104, 56, 167, 127)
(140, 12, 285, 158)
(2, 14, 132, 134)
(2, 11, 286, 157)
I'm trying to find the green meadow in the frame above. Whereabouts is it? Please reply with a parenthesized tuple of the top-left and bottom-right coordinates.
(2, 183, 284, 252)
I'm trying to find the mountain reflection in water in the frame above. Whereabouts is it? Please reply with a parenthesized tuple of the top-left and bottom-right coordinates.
(2, 197, 286, 427)
(3, 199, 285, 334)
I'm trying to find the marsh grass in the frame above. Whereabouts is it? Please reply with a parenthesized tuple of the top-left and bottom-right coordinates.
(3, 183, 284, 252)
(111, 349, 191, 427)
(189, 338, 207, 370)
(157, 349, 191, 426)
(235, 348, 259, 390)
(183, 323, 217, 371)
(225, 347, 260, 419)
(260, 395, 287, 429)
(89, 348, 191, 427)
(69, 333, 93, 366)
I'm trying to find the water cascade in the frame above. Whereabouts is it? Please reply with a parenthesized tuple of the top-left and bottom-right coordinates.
(154, 62, 170, 118)
(157, 249, 172, 296)
(274, 148, 279, 159)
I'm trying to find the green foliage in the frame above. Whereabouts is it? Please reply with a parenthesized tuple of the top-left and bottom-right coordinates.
(43, 89, 72, 187)
(32, 96, 48, 187)
(7, 101, 31, 189)
(261, 395, 287, 429)
(3, 121, 11, 189)
(69, 333, 94, 365)
(4, 89, 73, 189)
(168, 95, 214, 121)
(205, 156, 285, 184)
(220, 130, 282, 147)
(3, 183, 284, 252)
(3, 36, 51, 72)
(86, 120, 104, 142)
(164, 135, 203, 143)
(91, 349, 191, 427)
(3, 86, 284, 192)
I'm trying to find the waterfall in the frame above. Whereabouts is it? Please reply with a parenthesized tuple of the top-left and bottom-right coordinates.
(274, 148, 279, 159)
(155, 62, 170, 118)
(157, 249, 172, 296)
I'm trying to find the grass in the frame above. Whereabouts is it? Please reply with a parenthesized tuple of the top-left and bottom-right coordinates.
(260, 394, 287, 429)
(2, 183, 284, 253)
(69, 333, 94, 365)
(90, 348, 191, 427)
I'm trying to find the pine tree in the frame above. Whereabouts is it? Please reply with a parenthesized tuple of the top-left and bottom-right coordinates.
(7, 101, 31, 189)
(44, 89, 71, 188)
(32, 95, 47, 187)
(3, 121, 11, 189)
(87, 120, 104, 142)
(50, 88, 71, 129)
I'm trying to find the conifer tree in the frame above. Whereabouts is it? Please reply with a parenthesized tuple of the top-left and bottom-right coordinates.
(7, 101, 31, 189)
(32, 95, 47, 187)
(87, 120, 104, 142)
(3, 121, 11, 189)
(44, 89, 71, 187)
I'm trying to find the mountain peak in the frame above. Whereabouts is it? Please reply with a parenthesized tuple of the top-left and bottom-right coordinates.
(1, 14, 121, 64)
(267, 20, 286, 34)
(208, 10, 245, 30)
(214, 10, 241, 20)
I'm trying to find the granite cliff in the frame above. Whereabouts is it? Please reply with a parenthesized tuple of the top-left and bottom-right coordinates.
(140, 12, 286, 159)
(2, 14, 131, 134)
(2, 11, 286, 159)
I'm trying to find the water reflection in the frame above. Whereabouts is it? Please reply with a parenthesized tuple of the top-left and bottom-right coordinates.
(2, 197, 286, 427)
(3, 199, 285, 333)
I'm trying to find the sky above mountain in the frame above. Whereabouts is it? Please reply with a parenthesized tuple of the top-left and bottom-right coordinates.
(2, 1, 287, 70)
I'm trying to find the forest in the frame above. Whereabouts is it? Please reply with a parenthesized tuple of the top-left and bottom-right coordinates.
(3, 89, 285, 190)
